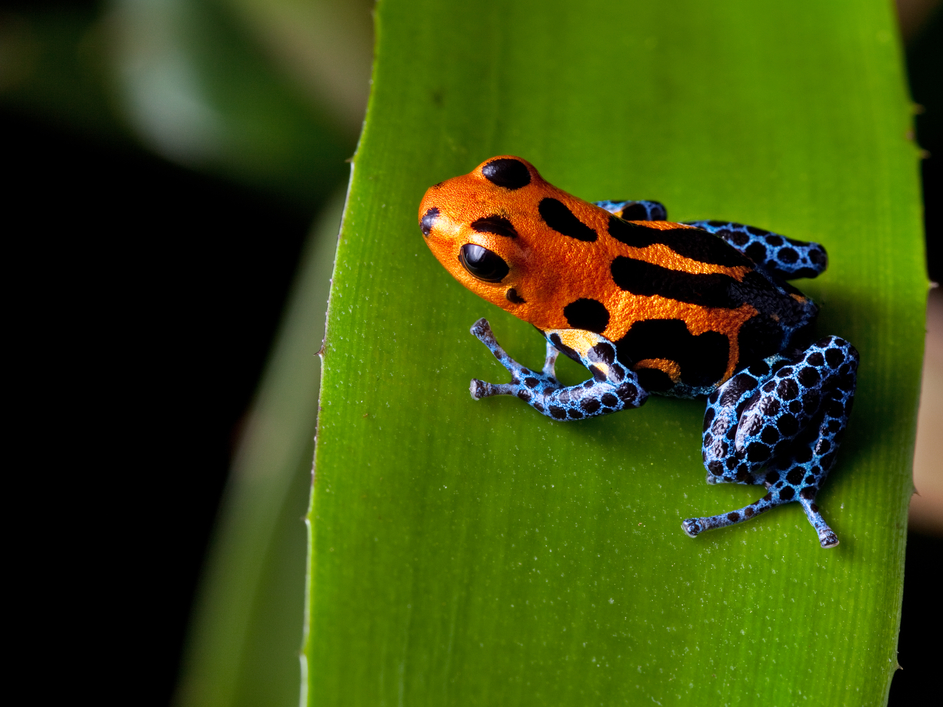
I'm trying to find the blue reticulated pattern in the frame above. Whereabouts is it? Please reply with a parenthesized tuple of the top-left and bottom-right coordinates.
(594, 199, 668, 222)
(682, 335, 858, 547)
(685, 220, 828, 280)
(469, 318, 649, 420)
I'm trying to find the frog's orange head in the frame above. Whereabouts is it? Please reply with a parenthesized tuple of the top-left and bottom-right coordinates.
(419, 156, 547, 315)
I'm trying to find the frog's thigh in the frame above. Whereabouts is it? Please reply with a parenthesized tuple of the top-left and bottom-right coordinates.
(757, 336, 858, 505)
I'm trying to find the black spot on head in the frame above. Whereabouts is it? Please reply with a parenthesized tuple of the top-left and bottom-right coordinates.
(506, 288, 526, 304)
(564, 298, 610, 333)
(472, 215, 518, 238)
(539, 198, 598, 241)
(482, 158, 531, 189)
(420, 207, 440, 237)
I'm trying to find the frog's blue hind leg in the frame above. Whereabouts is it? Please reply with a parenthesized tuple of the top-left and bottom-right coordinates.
(594, 200, 667, 221)
(684, 220, 828, 281)
(682, 335, 858, 548)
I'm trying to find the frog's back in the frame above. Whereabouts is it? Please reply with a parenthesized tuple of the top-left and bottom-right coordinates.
(606, 231, 819, 397)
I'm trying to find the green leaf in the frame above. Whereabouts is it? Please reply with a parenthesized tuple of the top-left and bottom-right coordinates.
(308, 0, 926, 704)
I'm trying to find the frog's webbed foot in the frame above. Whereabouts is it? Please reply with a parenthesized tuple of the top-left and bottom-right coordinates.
(689, 335, 858, 548)
(468, 318, 647, 421)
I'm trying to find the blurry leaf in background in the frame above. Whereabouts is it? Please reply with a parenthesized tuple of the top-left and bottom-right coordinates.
(106, 0, 372, 205)
(174, 191, 344, 707)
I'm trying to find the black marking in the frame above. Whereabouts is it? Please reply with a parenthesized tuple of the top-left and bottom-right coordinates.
(506, 288, 525, 304)
(549, 333, 580, 364)
(420, 207, 439, 237)
(590, 342, 616, 365)
(608, 217, 750, 266)
(618, 319, 729, 389)
(472, 215, 518, 238)
(539, 198, 598, 242)
(563, 298, 610, 333)
(611, 257, 743, 308)
(736, 314, 785, 366)
(482, 158, 531, 189)
(618, 203, 651, 220)
(635, 368, 674, 393)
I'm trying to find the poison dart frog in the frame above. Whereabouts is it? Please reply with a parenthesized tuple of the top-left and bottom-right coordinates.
(419, 156, 858, 548)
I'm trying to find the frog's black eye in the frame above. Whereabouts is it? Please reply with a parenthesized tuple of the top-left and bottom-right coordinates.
(458, 244, 509, 283)
(481, 158, 531, 189)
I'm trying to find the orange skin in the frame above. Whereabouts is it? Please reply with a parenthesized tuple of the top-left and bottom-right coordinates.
(420, 156, 766, 383)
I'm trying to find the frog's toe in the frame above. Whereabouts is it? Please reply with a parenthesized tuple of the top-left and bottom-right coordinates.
(470, 318, 493, 341)
(681, 518, 703, 538)
(470, 379, 516, 399)
(819, 529, 840, 548)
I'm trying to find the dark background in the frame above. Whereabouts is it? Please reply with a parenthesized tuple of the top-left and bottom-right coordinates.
(3, 1, 939, 704)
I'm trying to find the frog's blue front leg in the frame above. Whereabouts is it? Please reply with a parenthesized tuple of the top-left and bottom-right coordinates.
(683, 335, 858, 548)
(594, 200, 667, 222)
(469, 318, 648, 420)
(685, 220, 828, 281)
